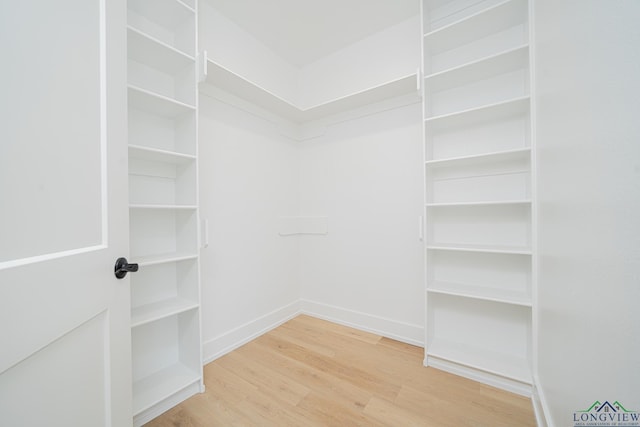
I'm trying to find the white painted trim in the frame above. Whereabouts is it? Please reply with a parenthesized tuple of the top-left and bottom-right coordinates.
(99, 0, 108, 248)
(199, 84, 420, 143)
(0, 244, 107, 271)
(201, 59, 419, 124)
(203, 299, 424, 365)
(532, 375, 553, 427)
(299, 299, 424, 347)
(202, 300, 301, 364)
(529, 0, 541, 414)
(133, 381, 200, 427)
(426, 355, 532, 397)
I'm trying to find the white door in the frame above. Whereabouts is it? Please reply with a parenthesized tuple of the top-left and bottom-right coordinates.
(0, 1, 131, 426)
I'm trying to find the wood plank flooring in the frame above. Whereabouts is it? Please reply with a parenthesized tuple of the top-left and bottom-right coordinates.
(146, 315, 535, 426)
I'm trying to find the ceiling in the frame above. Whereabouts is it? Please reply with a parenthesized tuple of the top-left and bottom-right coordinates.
(204, 0, 419, 67)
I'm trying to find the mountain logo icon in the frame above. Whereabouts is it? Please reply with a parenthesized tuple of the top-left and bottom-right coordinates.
(573, 400, 639, 426)
(580, 400, 633, 413)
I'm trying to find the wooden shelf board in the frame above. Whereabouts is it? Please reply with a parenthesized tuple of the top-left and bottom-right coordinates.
(427, 338, 532, 384)
(127, 26, 194, 73)
(201, 59, 419, 123)
(132, 252, 198, 267)
(128, 145, 196, 165)
(133, 363, 200, 416)
(427, 243, 532, 255)
(131, 297, 199, 328)
(423, 0, 528, 54)
(425, 147, 530, 166)
(427, 281, 532, 307)
(128, 85, 195, 118)
(424, 96, 530, 128)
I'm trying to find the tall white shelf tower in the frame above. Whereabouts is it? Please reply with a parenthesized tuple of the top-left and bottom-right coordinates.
(421, 0, 535, 395)
(125, 0, 204, 424)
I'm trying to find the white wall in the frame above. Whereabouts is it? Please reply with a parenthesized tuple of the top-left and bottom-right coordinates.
(297, 16, 421, 108)
(198, 6, 424, 356)
(199, 2, 299, 104)
(298, 103, 424, 344)
(199, 95, 301, 361)
(200, 2, 420, 109)
(534, 0, 640, 424)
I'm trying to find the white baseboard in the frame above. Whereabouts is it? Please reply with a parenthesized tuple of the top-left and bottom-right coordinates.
(299, 299, 424, 346)
(532, 375, 553, 427)
(203, 300, 301, 364)
(425, 355, 532, 397)
(203, 298, 424, 365)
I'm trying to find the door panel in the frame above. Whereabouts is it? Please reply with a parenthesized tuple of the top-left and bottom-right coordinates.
(0, 313, 109, 427)
(0, 0, 130, 425)
(0, 0, 104, 263)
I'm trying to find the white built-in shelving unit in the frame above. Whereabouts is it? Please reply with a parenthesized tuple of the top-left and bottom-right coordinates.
(421, 0, 534, 395)
(126, 0, 203, 424)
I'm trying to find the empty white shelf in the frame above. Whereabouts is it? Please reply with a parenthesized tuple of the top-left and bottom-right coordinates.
(175, 0, 195, 12)
(427, 281, 531, 306)
(128, 0, 194, 33)
(132, 363, 200, 416)
(127, 26, 195, 73)
(128, 85, 196, 118)
(132, 252, 198, 267)
(427, 243, 532, 255)
(423, 0, 528, 54)
(201, 59, 419, 123)
(426, 200, 531, 207)
(425, 147, 530, 166)
(129, 204, 198, 210)
(427, 338, 532, 383)
(131, 297, 199, 328)
(128, 145, 196, 165)
(425, 96, 530, 127)
(425, 44, 529, 91)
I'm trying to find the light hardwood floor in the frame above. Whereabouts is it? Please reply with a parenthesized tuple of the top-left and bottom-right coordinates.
(146, 315, 535, 426)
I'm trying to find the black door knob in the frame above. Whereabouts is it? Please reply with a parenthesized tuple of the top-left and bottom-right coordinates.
(114, 257, 139, 279)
